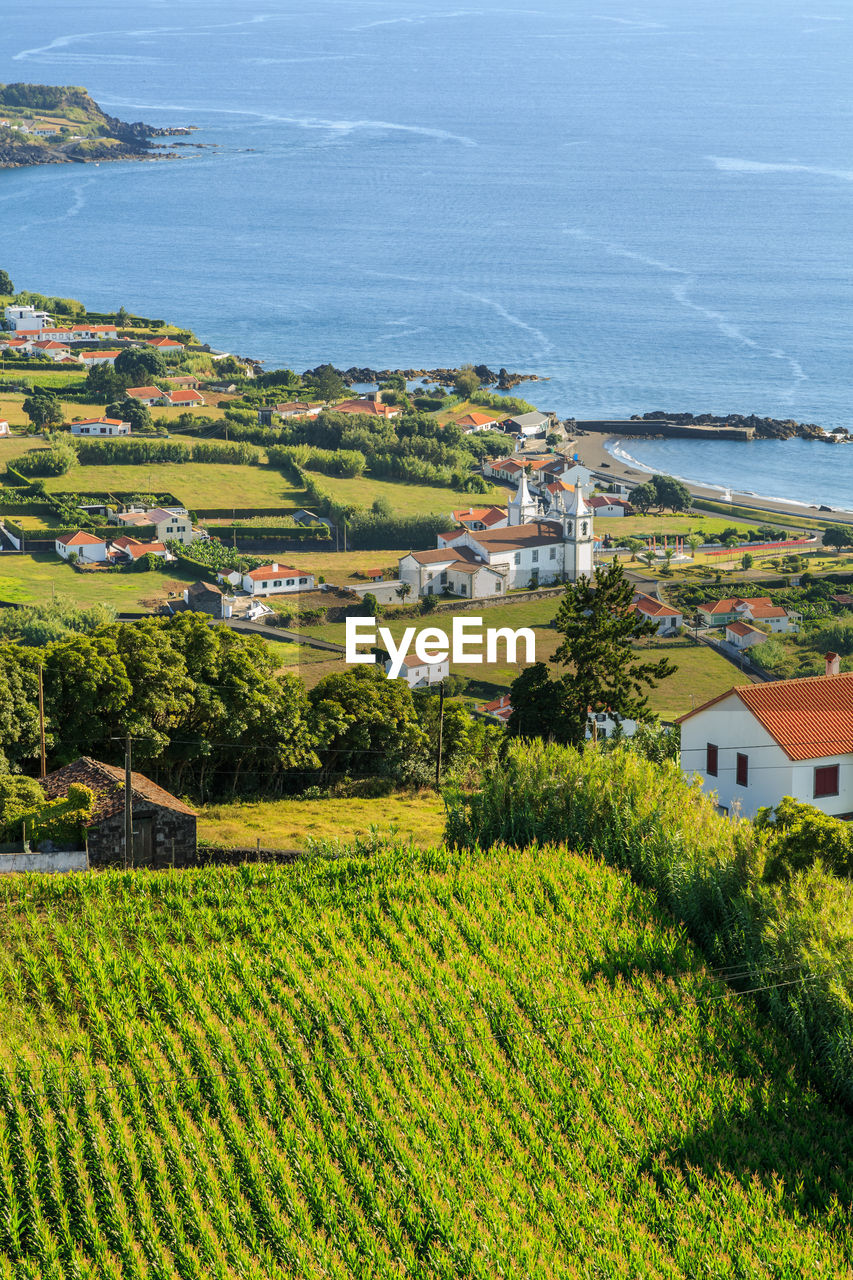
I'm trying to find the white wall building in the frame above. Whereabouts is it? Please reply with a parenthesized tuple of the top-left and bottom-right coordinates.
(4, 305, 52, 331)
(70, 418, 131, 437)
(632, 592, 683, 634)
(241, 564, 315, 596)
(725, 621, 766, 650)
(385, 652, 450, 688)
(55, 531, 108, 563)
(399, 475, 595, 599)
(678, 659, 853, 818)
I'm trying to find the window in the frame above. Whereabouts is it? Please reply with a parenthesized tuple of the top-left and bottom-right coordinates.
(814, 764, 840, 798)
(300, 577, 308, 585)
(532, 550, 538, 563)
(273, 580, 282, 587)
(286, 579, 294, 586)
(706, 743, 718, 776)
(736, 753, 748, 787)
(550, 547, 557, 560)
(514, 552, 521, 565)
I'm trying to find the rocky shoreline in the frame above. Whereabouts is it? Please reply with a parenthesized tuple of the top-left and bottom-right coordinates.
(633, 410, 838, 442)
(329, 364, 543, 390)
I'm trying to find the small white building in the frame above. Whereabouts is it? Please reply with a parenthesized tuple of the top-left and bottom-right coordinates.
(70, 418, 131, 437)
(697, 597, 801, 633)
(241, 564, 315, 596)
(55, 530, 108, 563)
(678, 658, 853, 818)
(126, 385, 168, 407)
(505, 410, 550, 437)
(588, 495, 633, 517)
(385, 652, 449, 688)
(586, 711, 637, 741)
(0, 420, 10, 437)
(76, 350, 121, 367)
(725, 620, 766, 650)
(113, 507, 195, 545)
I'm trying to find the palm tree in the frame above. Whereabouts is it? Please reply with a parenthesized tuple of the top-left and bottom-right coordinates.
(688, 533, 702, 559)
(640, 550, 656, 570)
(396, 582, 412, 601)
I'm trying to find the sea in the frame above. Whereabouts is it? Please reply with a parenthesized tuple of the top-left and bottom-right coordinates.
(0, 0, 851, 506)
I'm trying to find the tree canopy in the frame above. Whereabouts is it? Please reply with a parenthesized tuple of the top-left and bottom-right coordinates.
(114, 346, 167, 385)
(0, 268, 13, 295)
(508, 560, 676, 747)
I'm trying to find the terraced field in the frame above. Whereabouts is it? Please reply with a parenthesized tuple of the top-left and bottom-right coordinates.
(0, 845, 851, 1278)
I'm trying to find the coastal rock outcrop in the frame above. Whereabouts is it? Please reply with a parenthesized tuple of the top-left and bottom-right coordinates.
(634, 411, 828, 441)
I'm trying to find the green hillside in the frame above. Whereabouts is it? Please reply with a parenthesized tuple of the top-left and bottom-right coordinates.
(1, 845, 850, 1278)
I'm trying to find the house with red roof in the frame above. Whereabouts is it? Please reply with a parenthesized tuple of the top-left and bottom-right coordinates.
(55, 530, 109, 563)
(240, 563, 316, 596)
(0, 421, 10, 437)
(697, 596, 801, 633)
(165, 388, 205, 407)
(632, 592, 683, 634)
(30, 339, 73, 362)
(725, 620, 766, 650)
(145, 337, 185, 352)
(451, 504, 508, 532)
(110, 535, 171, 563)
(588, 495, 633, 517)
(678, 657, 853, 817)
(77, 349, 121, 367)
(332, 397, 400, 419)
(126, 385, 168, 407)
(452, 410, 502, 433)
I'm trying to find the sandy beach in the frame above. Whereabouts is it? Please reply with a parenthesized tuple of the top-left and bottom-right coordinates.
(572, 432, 853, 529)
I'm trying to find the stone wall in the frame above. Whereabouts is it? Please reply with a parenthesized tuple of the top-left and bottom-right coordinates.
(87, 802, 197, 868)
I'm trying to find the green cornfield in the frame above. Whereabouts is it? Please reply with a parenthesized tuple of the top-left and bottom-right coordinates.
(1, 846, 852, 1279)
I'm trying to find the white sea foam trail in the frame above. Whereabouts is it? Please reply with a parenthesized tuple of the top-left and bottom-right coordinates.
(452, 287, 554, 357)
(564, 226, 808, 400)
(709, 156, 853, 182)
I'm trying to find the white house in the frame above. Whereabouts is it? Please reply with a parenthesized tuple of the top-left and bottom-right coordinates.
(452, 410, 501, 433)
(0, 421, 10, 437)
(588, 495, 633, 517)
(241, 564, 316, 596)
(586, 711, 638, 741)
(68, 324, 119, 342)
(451, 505, 508, 532)
(76, 349, 121, 367)
(110, 535, 172, 563)
(30, 340, 73, 362)
(399, 473, 595, 599)
(165, 389, 205, 407)
(725, 620, 766, 650)
(70, 417, 131, 437)
(4, 305, 52, 331)
(384, 651, 449, 688)
(113, 507, 195, 545)
(677, 658, 853, 818)
(146, 337, 185, 353)
(505, 410, 550, 437)
(632, 592, 682, 634)
(55, 530, 108, 563)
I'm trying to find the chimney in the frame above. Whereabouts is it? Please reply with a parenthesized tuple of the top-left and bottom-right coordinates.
(826, 651, 841, 677)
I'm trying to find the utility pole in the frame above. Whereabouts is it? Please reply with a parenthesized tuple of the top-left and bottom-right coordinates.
(124, 734, 133, 871)
(38, 664, 46, 780)
(435, 681, 445, 789)
(343, 520, 347, 553)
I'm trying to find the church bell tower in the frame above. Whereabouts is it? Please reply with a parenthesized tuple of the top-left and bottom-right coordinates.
(562, 486, 594, 580)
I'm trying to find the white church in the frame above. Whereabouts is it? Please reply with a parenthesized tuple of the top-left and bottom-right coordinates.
(398, 471, 595, 599)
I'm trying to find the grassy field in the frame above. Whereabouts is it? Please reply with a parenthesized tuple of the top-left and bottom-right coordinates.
(317, 471, 507, 514)
(0, 553, 191, 610)
(42, 461, 303, 508)
(1, 845, 851, 1276)
(607, 512, 761, 539)
(199, 792, 445, 850)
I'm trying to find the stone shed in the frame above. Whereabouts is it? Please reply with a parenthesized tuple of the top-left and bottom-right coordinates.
(42, 757, 197, 868)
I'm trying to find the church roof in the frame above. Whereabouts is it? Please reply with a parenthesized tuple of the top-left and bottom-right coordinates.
(466, 521, 564, 552)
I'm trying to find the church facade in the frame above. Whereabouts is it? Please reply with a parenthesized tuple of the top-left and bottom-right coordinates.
(398, 472, 595, 599)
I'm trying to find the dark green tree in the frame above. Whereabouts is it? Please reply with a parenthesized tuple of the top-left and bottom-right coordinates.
(84, 362, 127, 403)
(506, 662, 567, 741)
(629, 482, 656, 513)
(454, 363, 480, 398)
(0, 268, 13, 296)
(310, 364, 346, 401)
(823, 526, 853, 551)
(107, 396, 152, 433)
(22, 389, 64, 431)
(650, 474, 691, 513)
(114, 346, 167, 385)
(309, 665, 426, 782)
(509, 561, 676, 747)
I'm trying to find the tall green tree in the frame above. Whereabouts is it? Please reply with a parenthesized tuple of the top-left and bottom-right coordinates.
(0, 268, 13, 296)
(310, 364, 346, 401)
(309, 665, 426, 783)
(509, 560, 676, 747)
(454, 363, 479, 398)
(22, 389, 64, 431)
(106, 396, 151, 432)
(85, 362, 127, 403)
(114, 346, 167, 385)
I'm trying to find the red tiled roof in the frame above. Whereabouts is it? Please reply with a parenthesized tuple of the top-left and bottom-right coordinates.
(78, 349, 121, 359)
(167, 389, 204, 404)
(454, 411, 498, 428)
(678, 672, 853, 760)
(333, 398, 399, 418)
(126, 385, 164, 399)
(73, 417, 127, 426)
(146, 337, 184, 347)
(701, 596, 773, 614)
(244, 564, 299, 581)
(633, 592, 680, 618)
(42, 757, 196, 820)
(726, 620, 764, 638)
(748, 603, 788, 620)
(57, 530, 105, 547)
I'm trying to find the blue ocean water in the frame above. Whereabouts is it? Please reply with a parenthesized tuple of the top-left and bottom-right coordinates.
(0, 0, 851, 500)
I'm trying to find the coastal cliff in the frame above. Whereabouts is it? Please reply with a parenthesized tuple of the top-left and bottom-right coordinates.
(0, 83, 192, 169)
